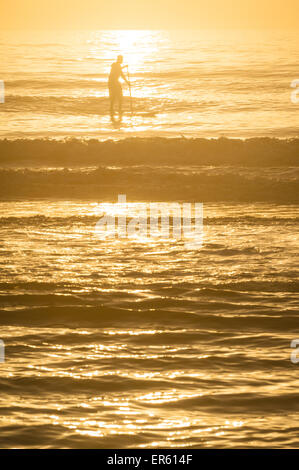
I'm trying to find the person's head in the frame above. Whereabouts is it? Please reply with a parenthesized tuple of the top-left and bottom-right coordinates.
(117, 55, 123, 64)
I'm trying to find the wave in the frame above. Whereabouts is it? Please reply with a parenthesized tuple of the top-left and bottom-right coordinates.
(3, 95, 112, 115)
(0, 137, 297, 201)
(1, 137, 298, 166)
(1, 279, 297, 294)
(0, 302, 298, 330)
(0, 214, 298, 227)
(157, 392, 299, 413)
(6, 79, 108, 89)
(0, 165, 297, 201)
(2, 94, 208, 115)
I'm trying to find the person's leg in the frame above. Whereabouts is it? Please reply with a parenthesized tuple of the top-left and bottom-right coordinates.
(110, 96, 115, 117)
(117, 84, 123, 116)
(109, 85, 115, 117)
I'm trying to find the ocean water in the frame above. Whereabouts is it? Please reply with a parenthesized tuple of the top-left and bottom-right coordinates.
(1, 29, 299, 138)
(0, 29, 299, 449)
(0, 198, 298, 448)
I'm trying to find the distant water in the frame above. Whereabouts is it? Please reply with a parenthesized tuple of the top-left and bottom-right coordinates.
(1, 29, 299, 139)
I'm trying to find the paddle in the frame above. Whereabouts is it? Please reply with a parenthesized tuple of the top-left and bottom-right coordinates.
(123, 65, 133, 116)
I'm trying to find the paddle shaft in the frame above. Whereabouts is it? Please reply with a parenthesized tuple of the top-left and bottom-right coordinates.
(125, 66, 133, 116)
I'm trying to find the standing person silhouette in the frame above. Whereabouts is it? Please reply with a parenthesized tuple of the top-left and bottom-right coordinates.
(108, 55, 129, 120)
